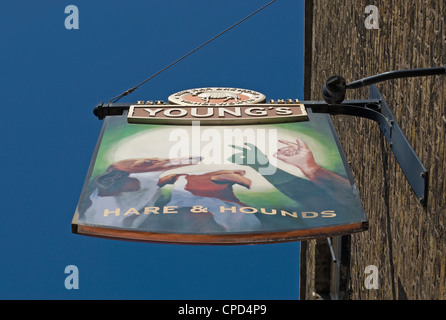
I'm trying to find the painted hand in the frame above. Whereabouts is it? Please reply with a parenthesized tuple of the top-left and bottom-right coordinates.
(273, 139, 319, 176)
(228, 143, 269, 171)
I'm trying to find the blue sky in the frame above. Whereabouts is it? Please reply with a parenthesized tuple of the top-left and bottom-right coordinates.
(0, 0, 305, 299)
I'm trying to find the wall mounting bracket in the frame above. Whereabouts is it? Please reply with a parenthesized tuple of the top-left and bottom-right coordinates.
(308, 85, 428, 206)
(369, 85, 428, 206)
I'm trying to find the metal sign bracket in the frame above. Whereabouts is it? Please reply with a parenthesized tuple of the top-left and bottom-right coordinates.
(307, 85, 428, 206)
(369, 85, 428, 206)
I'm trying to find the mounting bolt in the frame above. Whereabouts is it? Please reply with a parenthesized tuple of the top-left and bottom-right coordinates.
(93, 102, 105, 120)
(322, 75, 346, 104)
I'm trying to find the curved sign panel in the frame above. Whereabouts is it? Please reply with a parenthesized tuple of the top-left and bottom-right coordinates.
(72, 89, 367, 244)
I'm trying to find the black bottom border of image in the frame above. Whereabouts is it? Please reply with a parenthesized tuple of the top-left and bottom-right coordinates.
(1, 300, 444, 317)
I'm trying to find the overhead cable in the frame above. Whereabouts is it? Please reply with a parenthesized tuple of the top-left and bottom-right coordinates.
(107, 0, 278, 103)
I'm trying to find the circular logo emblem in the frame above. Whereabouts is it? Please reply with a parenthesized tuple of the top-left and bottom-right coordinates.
(168, 87, 266, 105)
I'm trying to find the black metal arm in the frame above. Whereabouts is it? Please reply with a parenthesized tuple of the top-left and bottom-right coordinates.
(322, 65, 445, 104)
(346, 65, 445, 89)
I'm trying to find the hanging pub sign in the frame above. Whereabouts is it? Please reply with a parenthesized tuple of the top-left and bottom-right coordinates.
(72, 87, 368, 244)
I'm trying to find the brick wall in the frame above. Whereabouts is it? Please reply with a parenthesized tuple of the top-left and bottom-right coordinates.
(303, 0, 445, 299)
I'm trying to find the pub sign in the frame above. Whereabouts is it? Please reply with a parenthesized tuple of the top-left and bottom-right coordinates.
(72, 88, 367, 244)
